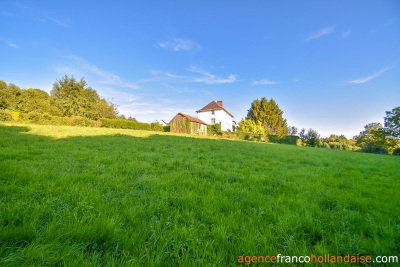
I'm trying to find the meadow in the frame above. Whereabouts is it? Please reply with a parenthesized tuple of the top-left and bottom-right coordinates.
(0, 122, 399, 266)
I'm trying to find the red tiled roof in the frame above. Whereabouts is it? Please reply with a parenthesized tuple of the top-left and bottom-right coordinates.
(196, 101, 234, 117)
(171, 113, 207, 125)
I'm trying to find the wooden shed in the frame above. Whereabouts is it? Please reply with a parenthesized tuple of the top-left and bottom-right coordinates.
(169, 113, 208, 136)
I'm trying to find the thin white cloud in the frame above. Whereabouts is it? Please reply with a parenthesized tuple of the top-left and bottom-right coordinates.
(53, 65, 84, 77)
(45, 15, 71, 28)
(342, 30, 351, 38)
(189, 66, 239, 84)
(150, 70, 184, 79)
(305, 26, 335, 41)
(252, 79, 278, 85)
(56, 55, 140, 89)
(88, 87, 138, 103)
(0, 11, 15, 17)
(347, 68, 389, 84)
(0, 38, 19, 48)
(158, 38, 201, 52)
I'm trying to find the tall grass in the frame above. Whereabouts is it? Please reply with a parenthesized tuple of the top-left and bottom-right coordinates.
(0, 123, 399, 266)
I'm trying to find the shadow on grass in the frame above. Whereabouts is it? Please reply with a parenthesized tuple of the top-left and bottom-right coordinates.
(0, 124, 245, 147)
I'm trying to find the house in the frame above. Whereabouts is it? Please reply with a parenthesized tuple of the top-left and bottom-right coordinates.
(169, 113, 207, 136)
(197, 100, 234, 131)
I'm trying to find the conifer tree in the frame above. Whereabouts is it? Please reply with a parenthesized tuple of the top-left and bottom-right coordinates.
(245, 97, 288, 135)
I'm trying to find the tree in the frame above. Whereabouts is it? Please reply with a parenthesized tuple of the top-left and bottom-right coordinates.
(51, 75, 117, 119)
(354, 123, 395, 154)
(237, 119, 264, 134)
(299, 128, 321, 147)
(287, 126, 298, 136)
(384, 106, 400, 138)
(327, 134, 348, 143)
(10, 88, 58, 114)
(245, 97, 288, 135)
(0, 81, 21, 109)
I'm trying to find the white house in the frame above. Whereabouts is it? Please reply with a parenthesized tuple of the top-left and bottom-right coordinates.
(197, 100, 234, 131)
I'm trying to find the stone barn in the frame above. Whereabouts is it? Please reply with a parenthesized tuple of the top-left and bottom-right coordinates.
(169, 113, 207, 136)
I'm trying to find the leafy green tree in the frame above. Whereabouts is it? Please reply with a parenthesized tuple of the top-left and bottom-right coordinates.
(237, 119, 264, 134)
(10, 88, 59, 115)
(51, 75, 117, 119)
(354, 123, 395, 154)
(246, 97, 288, 135)
(0, 80, 21, 109)
(327, 134, 348, 143)
(287, 126, 298, 136)
(384, 107, 400, 138)
(299, 128, 321, 147)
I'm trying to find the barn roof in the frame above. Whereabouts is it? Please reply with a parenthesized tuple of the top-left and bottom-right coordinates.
(196, 101, 234, 117)
(170, 113, 208, 125)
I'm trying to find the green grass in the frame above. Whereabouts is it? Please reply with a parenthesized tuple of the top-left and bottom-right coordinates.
(0, 123, 399, 266)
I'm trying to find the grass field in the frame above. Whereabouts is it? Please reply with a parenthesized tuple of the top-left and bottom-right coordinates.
(0, 122, 399, 266)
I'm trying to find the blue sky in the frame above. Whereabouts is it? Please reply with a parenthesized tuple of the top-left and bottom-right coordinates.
(1, 0, 399, 137)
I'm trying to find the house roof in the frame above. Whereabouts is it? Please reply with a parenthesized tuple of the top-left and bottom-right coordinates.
(170, 113, 208, 125)
(196, 101, 234, 117)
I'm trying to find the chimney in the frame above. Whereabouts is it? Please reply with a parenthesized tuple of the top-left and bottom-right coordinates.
(217, 100, 223, 107)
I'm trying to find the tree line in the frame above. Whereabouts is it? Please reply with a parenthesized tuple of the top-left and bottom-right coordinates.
(0, 75, 117, 120)
(236, 97, 399, 155)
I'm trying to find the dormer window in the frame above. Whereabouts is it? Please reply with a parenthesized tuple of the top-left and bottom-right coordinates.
(211, 110, 215, 115)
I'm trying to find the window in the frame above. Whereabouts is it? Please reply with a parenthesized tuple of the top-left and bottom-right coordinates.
(211, 110, 215, 115)
(211, 118, 216, 124)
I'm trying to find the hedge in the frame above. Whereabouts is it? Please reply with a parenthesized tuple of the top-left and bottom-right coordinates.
(99, 118, 164, 132)
(221, 131, 299, 145)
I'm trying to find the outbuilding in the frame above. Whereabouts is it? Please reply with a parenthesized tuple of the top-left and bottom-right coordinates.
(169, 113, 207, 136)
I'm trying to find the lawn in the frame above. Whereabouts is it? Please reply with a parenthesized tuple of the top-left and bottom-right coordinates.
(0, 123, 399, 266)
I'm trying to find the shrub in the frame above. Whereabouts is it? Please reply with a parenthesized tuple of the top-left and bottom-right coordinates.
(299, 128, 321, 147)
(392, 148, 400, 155)
(341, 143, 350, 151)
(272, 135, 299, 145)
(321, 142, 330, 149)
(208, 123, 222, 135)
(43, 113, 52, 120)
(0, 110, 12, 121)
(19, 112, 30, 122)
(150, 122, 164, 132)
(28, 111, 43, 123)
(163, 126, 170, 132)
(99, 118, 154, 131)
(360, 145, 388, 154)
(11, 112, 19, 120)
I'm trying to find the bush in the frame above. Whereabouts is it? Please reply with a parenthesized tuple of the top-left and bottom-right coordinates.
(321, 142, 330, 149)
(99, 118, 158, 131)
(0, 110, 12, 121)
(299, 128, 321, 147)
(163, 126, 170, 132)
(207, 123, 222, 135)
(28, 111, 43, 123)
(270, 135, 299, 145)
(19, 112, 30, 122)
(43, 113, 52, 120)
(360, 145, 388, 154)
(150, 123, 164, 132)
(392, 148, 400, 155)
(11, 112, 19, 120)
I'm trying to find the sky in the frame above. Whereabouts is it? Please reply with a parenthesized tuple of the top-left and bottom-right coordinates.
(1, 0, 399, 138)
